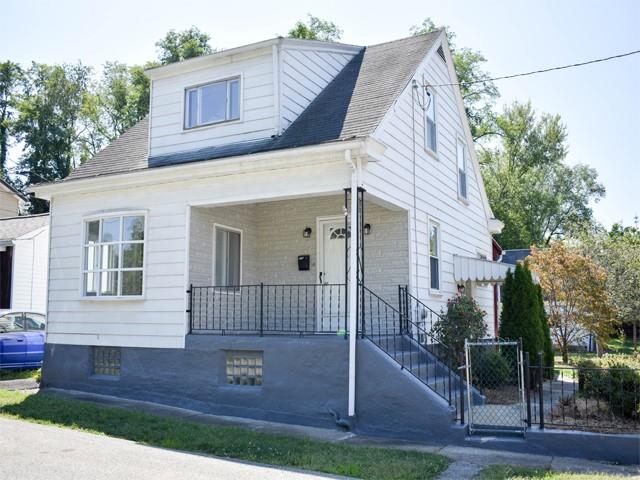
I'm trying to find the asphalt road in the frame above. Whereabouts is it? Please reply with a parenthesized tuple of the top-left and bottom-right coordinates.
(0, 417, 341, 480)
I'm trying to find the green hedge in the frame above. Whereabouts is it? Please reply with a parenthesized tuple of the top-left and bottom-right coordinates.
(575, 355, 640, 419)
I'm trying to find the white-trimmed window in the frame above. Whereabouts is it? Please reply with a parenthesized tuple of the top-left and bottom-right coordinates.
(185, 77, 240, 129)
(82, 213, 145, 297)
(214, 226, 241, 286)
(429, 221, 440, 291)
(424, 89, 437, 153)
(457, 139, 468, 200)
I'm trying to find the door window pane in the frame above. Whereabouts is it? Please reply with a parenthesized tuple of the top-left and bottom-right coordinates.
(430, 257, 439, 290)
(227, 230, 241, 285)
(200, 82, 226, 124)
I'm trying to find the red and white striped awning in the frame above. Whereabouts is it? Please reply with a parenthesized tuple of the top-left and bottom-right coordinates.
(453, 255, 512, 284)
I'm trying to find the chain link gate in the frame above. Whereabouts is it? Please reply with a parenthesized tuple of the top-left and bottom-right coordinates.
(464, 339, 526, 435)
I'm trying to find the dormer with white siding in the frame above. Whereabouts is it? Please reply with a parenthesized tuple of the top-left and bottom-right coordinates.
(145, 38, 361, 160)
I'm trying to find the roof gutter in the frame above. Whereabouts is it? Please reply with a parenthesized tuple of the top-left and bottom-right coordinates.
(30, 137, 387, 200)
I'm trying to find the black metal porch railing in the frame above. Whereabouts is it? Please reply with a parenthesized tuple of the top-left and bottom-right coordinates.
(526, 352, 640, 433)
(188, 284, 346, 335)
(361, 285, 464, 418)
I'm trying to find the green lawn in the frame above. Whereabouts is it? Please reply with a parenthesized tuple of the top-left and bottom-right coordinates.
(0, 368, 40, 381)
(0, 390, 449, 480)
(476, 465, 626, 480)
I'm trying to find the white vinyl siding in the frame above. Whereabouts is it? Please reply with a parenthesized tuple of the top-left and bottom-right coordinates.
(366, 42, 496, 334)
(184, 77, 240, 129)
(82, 214, 145, 298)
(457, 139, 468, 200)
(0, 190, 19, 218)
(9, 226, 49, 313)
(149, 49, 274, 158)
(424, 89, 437, 153)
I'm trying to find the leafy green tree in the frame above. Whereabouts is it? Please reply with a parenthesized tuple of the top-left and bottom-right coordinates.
(0, 61, 22, 178)
(500, 262, 544, 360)
(288, 14, 342, 42)
(536, 284, 555, 371)
(581, 222, 640, 348)
(13, 62, 93, 211)
(156, 27, 213, 65)
(410, 18, 499, 140)
(480, 102, 605, 249)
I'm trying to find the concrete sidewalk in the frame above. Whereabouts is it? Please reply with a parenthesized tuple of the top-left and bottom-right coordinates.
(40, 388, 639, 478)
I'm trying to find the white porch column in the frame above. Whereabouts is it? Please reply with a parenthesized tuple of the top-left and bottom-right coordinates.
(347, 150, 358, 418)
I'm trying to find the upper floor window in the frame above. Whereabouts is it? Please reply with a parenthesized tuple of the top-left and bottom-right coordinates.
(83, 214, 145, 297)
(185, 77, 240, 129)
(429, 221, 440, 291)
(457, 139, 468, 200)
(214, 225, 241, 286)
(424, 89, 437, 153)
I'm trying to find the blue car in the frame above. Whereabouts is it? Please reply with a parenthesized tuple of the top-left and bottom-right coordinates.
(0, 312, 46, 370)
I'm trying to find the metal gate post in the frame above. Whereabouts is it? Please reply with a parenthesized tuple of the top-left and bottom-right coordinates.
(459, 352, 465, 425)
(538, 351, 544, 429)
(464, 339, 472, 434)
(525, 351, 531, 428)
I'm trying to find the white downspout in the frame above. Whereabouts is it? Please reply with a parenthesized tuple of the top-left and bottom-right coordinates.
(346, 149, 358, 418)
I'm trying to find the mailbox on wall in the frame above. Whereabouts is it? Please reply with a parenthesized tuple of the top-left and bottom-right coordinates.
(298, 255, 310, 271)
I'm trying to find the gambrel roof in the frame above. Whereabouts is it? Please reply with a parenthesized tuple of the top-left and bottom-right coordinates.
(66, 32, 441, 181)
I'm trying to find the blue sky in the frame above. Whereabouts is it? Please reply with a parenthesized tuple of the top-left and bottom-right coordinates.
(1, 0, 638, 228)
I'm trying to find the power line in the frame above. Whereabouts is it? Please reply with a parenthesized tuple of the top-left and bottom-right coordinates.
(427, 49, 640, 88)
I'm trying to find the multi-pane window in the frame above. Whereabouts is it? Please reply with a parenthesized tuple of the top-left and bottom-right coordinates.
(214, 226, 241, 286)
(185, 77, 240, 129)
(92, 346, 121, 376)
(83, 214, 145, 297)
(457, 139, 468, 199)
(429, 222, 440, 291)
(424, 89, 437, 152)
(226, 351, 263, 386)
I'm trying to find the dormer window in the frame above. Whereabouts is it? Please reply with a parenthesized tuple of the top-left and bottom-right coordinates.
(185, 77, 240, 129)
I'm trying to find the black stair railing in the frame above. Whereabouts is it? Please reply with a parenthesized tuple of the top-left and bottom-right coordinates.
(360, 285, 462, 416)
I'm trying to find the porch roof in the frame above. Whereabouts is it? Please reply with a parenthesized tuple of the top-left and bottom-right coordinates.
(453, 255, 512, 284)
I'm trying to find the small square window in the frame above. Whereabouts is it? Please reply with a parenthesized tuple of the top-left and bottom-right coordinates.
(92, 347, 121, 377)
(226, 351, 262, 386)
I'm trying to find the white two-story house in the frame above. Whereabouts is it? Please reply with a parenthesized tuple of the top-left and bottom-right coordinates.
(34, 31, 508, 441)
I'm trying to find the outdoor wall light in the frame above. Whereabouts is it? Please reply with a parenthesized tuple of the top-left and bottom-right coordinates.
(303, 227, 312, 238)
(363, 223, 372, 235)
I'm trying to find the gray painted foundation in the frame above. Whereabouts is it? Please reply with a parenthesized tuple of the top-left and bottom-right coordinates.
(42, 335, 460, 442)
(41, 336, 639, 464)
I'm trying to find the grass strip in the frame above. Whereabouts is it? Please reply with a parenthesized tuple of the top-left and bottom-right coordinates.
(0, 390, 449, 480)
(476, 464, 626, 480)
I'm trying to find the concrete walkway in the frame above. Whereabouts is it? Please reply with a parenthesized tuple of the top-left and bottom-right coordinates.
(40, 388, 639, 479)
(0, 377, 39, 390)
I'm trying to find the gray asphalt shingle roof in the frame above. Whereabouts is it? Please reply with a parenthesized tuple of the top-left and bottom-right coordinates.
(0, 214, 49, 241)
(67, 32, 441, 180)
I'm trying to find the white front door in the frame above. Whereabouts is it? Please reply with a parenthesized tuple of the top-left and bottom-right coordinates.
(317, 218, 347, 332)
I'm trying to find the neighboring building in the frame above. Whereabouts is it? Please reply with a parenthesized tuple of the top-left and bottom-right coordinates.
(0, 179, 50, 314)
(0, 178, 24, 218)
(33, 32, 510, 440)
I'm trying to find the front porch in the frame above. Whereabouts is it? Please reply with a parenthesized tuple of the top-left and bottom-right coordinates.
(187, 193, 410, 335)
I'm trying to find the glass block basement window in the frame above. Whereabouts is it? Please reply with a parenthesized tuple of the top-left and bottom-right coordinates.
(93, 347, 121, 376)
(226, 351, 263, 386)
